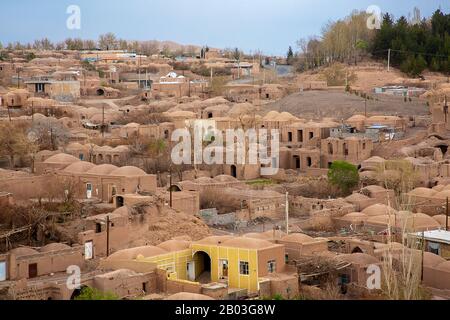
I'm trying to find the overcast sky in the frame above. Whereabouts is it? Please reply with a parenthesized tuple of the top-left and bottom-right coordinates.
(0, 0, 448, 55)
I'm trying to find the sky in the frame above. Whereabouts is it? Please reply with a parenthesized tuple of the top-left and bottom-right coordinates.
(0, 0, 449, 56)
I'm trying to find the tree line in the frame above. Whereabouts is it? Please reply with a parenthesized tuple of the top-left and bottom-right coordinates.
(0, 33, 200, 58)
(291, 8, 449, 77)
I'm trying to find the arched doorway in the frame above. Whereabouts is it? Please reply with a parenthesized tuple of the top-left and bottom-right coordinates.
(70, 285, 89, 300)
(230, 165, 237, 178)
(193, 251, 211, 283)
(96, 88, 105, 96)
(351, 246, 363, 254)
(437, 145, 448, 155)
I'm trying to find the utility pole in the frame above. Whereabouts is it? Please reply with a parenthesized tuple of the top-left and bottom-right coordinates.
(387, 48, 391, 72)
(446, 197, 449, 231)
(285, 192, 289, 235)
(17, 69, 20, 89)
(364, 97, 367, 117)
(102, 104, 105, 139)
(106, 215, 110, 257)
(421, 230, 425, 282)
(168, 169, 173, 208)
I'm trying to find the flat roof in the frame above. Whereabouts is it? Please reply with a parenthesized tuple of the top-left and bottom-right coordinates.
(411, 229, 450, 244)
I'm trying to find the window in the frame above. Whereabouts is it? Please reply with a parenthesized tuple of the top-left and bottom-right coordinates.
(288, 132, 293, 142)
(298, 130, 303, 142)
(285, 254, 289, 264)
(0, 261, 6, 281)
(267, 260, 276, 273)
(239, 261, 249, 275)
(309, 132, 314, 139)
(84, 241, 93, 260)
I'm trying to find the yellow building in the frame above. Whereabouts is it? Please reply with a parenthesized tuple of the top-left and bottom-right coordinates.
(101, 236, 286, 294)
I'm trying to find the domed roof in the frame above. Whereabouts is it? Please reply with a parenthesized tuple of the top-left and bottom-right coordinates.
(281, 233, 314, 243)
(433, 190, 450, 199)
(423, 252, 446, 268)
(66, 142, 85, 150)
(124, 122, 140, 128)
(362, 204, 397, 216)
(345, 193, 370, 202)
(408, 187, 437, 197)
(432, 215, 448, 226)
(363, 185, 386, 193)
(110, 166, 146, 176)
(338, 253, 379, 265)
(366, 214, 395, 226)
(194, 177, 215, 184)
(40, 243, 71, 252)
(10, 247, 39, 256)
(343, 212, 368, 220)
(112, 206, 130, 217)
(86, 164, 118, 175)
(213, 175, 238, 183)
(347, 114, 367, 121)
(243, 233, 271, 240)
(113, 145, 129, 152)
(436, 261, 450, 272)
(165, 292, 214, 300)
(408, 214, 440, 229)
(63, 161, 96, 174)
(157, 240, 191, 252)
(44, 153, 80, 164)
(364, 156, 385, 163)
(432, 185, 446, 192)
(107, 246, 167, 260)
(221, 237, 274, 249)
(195, 235, 234, 245)
(276, 112, 298, 121)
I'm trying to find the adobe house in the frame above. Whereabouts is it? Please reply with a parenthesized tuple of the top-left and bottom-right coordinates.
(277, 233, 329, 261)
(321, 136, 373, 168)
(77, 206, 157, 259)
(100, 236, 298, 296)
(152, 72, 208, 98)
(58, 163, 157, 203)
(422, 252, 450, 292)
(282, 121, 340, 151)
(4, 89, 31, 108)
(0, 244, 84, 283)
(335, 253, 382, 288)
(25, 76, 80, 102)
(408, 230, 450, 260)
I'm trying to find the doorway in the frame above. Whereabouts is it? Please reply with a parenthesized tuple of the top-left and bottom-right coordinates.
(219, 259, 229, 279)
(230, 165, 237, 178)
(193, 251, 211, 283)
(28, 263, 38, 278)
(187, 261, 196, 281)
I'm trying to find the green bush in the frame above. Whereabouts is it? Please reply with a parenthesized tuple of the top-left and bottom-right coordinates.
(327, 161, 359, 194)
(74, 287, 119, 300)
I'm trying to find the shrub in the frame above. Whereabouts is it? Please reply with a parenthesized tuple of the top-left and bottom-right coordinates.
(327, 161, 359, 195)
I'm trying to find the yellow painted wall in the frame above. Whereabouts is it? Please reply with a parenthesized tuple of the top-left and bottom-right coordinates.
(137, 249, 194, 280)
(134, 246, 262, 293)
(192, 244, 259, 293)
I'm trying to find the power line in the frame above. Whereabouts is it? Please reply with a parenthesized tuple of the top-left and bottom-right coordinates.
(372, 48, 450, 59)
